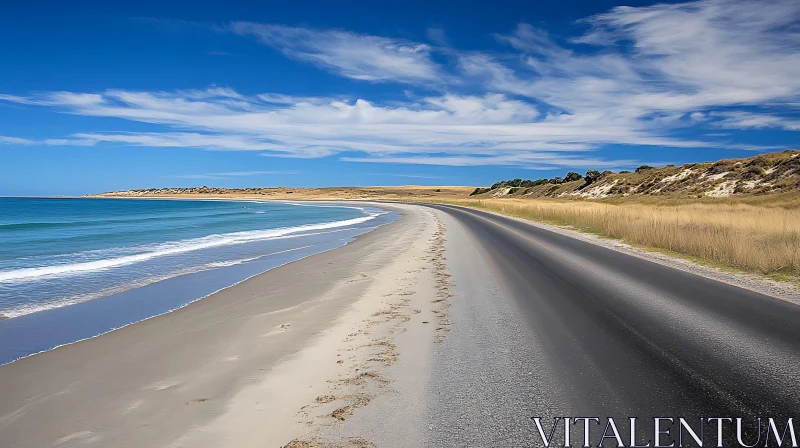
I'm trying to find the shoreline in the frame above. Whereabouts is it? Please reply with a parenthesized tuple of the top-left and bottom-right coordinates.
(0, 199, 397, 365)
(0, 203, 443, 447)
(0, 241, 357, 366)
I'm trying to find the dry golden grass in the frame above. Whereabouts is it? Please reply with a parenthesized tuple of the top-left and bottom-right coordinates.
(434, 197, 800, 280)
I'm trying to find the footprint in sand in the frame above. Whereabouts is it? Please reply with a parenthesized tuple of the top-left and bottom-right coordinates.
(260, 323, 292, 337)
(54, 430, 101, 445)
(122, 399, 144, 414)
(144, 379, 183, 391)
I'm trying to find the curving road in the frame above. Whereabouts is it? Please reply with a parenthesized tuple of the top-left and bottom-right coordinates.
(419, 204, 800, 447)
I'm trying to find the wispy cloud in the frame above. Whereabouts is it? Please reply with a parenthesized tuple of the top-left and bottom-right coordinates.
(342, 154, 643, 169)
(231, 22, 444, 83)
(0, 88, 700, 168)
(710, 111, 800, 131)
(481, 1, 800, 120)
(0, 136, 34, 145)
(1, 0, 798, 170)
(0, 135, 97, 146)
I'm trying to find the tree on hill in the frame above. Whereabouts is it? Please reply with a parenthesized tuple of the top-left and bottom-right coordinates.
(470, 187, 490, 196)
(584, 170, 602, 184)
(636, 165, 655, 173)
(565, 172, 583, 182)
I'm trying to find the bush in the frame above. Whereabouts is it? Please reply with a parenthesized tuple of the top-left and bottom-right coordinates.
(742, 165, 765, 179)
(635, 165, 655, 173)
(584, 170, 602, 183)
(747, 156, 769, 168)
(709, 161, 733, 174)
(565, 172, 583, 182)
(469, 187, 490, 196)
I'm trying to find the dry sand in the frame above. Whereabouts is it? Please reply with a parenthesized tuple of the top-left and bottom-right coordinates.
(0, 203, 449, 448)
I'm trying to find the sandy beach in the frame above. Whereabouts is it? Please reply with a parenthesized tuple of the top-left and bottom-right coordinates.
(0, 203, 448, 448)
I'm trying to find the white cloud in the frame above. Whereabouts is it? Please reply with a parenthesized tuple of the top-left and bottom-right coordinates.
(342, 154, 643, 169)
(0, 136, 34, 145)
(711, 111, 800, 131)
(231, 22, 444, 83)
(1, 86, 722, 167)
(0, 135, 97, 146)
(570, 0, 800, 112)
(474, 0, 800, 123)
(0, 85, 769, 168)
(1, 0, 797, 170)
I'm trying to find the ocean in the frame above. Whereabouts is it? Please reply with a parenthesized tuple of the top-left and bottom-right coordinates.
(0, 197, 396, 363)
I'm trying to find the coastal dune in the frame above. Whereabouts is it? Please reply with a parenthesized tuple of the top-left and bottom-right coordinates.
(0, 203, 444, 447)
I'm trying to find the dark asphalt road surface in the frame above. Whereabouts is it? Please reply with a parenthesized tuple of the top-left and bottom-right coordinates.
(420, 204, 800, 447)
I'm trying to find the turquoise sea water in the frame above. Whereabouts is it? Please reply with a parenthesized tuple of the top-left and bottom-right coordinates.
(0, 197, 395, 363)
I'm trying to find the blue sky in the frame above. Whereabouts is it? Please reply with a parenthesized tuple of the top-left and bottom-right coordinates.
(1, 0, 798, 196)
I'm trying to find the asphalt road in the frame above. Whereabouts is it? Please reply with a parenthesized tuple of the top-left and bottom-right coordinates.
(419, 204, 800, 447)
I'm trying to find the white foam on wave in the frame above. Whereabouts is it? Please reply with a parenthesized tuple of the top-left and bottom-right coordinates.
(0, 212, 379, 284)
(0, 242, 343, 365)
(0, 246, 317, 318)
(281, 201, 385, 214)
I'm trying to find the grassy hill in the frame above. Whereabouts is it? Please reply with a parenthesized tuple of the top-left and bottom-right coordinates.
(472, 150, 800, 200)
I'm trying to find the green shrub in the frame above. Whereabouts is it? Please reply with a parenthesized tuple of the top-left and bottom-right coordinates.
(584, 170, 602, 183)
(469, 187, 490, 196)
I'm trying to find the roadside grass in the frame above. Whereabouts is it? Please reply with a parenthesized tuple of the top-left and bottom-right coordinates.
(423, 197, 800, 283)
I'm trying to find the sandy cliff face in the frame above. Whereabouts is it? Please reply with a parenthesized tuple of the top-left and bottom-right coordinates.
(476, 149, 800, 199)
